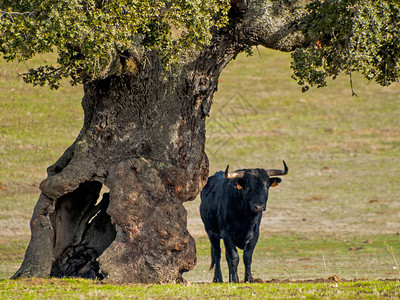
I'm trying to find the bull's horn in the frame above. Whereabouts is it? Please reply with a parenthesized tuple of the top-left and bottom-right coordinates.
(266, 160, 288, 176)
(224, 165, 245, 179)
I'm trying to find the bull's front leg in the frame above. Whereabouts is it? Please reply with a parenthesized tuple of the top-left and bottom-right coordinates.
(222, 234, 239, 283)
(243, 229, 260, 283)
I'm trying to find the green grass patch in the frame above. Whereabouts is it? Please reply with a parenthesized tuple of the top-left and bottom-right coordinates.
(0, 278, 399, 299)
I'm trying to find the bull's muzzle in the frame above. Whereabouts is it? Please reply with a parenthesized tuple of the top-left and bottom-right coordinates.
(252, 204, 266, 212)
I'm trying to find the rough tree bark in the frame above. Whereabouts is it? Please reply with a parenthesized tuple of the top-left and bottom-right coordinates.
(13, 0, 308, 283)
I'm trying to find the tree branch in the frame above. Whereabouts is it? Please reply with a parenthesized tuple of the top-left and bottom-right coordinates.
(233, 0, 311, 51)
(0, 11, 34, 19)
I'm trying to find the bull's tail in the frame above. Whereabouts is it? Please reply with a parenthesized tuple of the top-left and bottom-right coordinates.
(210, 257, 215, 270)
(207, 230, 220, 271)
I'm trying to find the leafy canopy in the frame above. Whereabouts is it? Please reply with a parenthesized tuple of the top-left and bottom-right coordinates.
(2, 0, 399, 92)
(0, 0, 230, 89)
(291, 0, 400, 92)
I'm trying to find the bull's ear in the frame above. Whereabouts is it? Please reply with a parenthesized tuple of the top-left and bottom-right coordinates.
(270, 177, 282, 188)
(234, 183, 243, 190)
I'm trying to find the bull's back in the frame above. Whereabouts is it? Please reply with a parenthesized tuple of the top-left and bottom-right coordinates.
(200, 172, 226, 234)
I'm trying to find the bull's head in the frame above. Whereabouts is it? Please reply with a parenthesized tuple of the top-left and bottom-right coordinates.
(224, 161, 288, 213)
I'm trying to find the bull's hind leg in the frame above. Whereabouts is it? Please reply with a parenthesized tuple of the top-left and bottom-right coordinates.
(207, 233, 223, 283)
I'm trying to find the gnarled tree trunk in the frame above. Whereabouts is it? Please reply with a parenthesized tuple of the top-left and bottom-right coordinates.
(13, 39, 244, 283)
(13, 1, 308, 283)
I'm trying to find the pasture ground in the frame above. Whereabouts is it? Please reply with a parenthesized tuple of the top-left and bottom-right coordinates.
(1, 277, 399, 299)
(1, 48, 399, 297)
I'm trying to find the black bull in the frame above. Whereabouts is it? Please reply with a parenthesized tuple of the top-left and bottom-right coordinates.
(200, 161, 288, 283)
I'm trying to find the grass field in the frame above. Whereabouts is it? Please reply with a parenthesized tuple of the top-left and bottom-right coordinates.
(1, 48, 400, 297)
(1, 278, 399, 299)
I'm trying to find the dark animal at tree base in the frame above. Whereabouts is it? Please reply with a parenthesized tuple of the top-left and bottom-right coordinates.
(200, 161, 288, 283)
